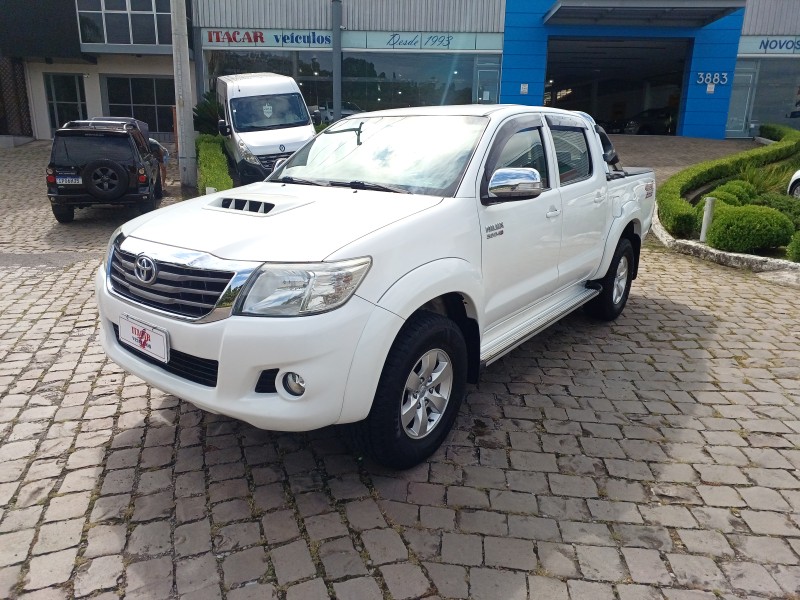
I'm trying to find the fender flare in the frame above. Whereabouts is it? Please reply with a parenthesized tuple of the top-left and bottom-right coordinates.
(592, 208, 644, 281)
(338, 258, 484, 424)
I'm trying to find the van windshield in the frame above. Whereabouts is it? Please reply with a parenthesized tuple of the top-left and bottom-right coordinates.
(230, 93, 310, 132)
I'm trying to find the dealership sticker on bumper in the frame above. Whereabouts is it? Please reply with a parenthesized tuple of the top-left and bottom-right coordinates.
(119, 314, 169, 363)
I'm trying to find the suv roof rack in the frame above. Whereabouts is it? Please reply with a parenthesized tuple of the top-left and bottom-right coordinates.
(61, 120, 137, 131)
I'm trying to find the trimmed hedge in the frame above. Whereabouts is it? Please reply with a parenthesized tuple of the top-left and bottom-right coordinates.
(705, 205, 794, 253)
(657, 124, 800, 238)
(196, 133, 233, 193)
(788, 231, 800, 262)
(714, 179, 757, 203)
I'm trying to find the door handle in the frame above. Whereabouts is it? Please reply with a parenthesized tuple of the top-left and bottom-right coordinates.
(546, 208, 561, 218)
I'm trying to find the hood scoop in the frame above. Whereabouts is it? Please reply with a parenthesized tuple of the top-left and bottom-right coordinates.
(212, 197, 276, 215)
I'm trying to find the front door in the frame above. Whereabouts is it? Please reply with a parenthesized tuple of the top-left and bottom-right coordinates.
(726, 69, 757, 138)
(479, 115, 562, 331)
(45, 74, 87, 135)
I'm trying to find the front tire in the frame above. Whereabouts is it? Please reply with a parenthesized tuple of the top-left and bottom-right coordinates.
(586, 237, 634, 321)
(790, 182, 800, 199)
(356, 312, 467, 469)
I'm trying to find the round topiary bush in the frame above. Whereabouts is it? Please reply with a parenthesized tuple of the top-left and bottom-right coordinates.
(750, 192, 800, 230)
(788, 231, 800, 262)
(706, 205, 794, 253)
(707, 189, 744, 206)
(716, 179, 757, 203)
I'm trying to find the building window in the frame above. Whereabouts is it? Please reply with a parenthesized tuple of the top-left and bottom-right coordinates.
(106, 76, 175, 134)
(45, 74, 88, 133)
(77, 0, 171, 45)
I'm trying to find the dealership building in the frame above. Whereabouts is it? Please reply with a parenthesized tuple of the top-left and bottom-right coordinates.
(0, 0, 798, 144)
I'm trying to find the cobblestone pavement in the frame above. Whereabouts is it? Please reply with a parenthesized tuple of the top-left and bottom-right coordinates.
(1, 139, 799, 600)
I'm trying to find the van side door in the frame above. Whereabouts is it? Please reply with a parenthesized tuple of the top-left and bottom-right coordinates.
(546, 115, 611, 286)
(479, 115, 562, 331)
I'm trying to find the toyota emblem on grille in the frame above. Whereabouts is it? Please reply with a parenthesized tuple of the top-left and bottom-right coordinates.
(279, 144, 285, 152)
(134, 255, 158, 285)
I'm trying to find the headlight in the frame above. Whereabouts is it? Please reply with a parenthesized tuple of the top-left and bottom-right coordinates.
(235, 257, 372, 316)
(238, 139, 261, 165)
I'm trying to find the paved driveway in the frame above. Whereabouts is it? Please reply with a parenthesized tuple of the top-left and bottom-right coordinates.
(1, 138, 799, 600)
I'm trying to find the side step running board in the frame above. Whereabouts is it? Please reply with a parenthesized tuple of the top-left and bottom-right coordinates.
(480, 287, 600, 366)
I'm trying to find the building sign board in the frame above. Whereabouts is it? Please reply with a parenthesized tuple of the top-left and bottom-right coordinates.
(202, 29, 502, 52)
(739, 36, 800, 55)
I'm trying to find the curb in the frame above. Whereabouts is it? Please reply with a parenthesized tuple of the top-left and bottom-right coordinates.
(651, 206, 800, 287)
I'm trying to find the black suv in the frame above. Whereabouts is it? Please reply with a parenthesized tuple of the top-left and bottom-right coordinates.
(46, 119, 162, 223)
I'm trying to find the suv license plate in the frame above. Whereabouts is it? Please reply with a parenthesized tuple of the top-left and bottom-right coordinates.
(119, 315, 169, 363)
(56, 176, 81, 185)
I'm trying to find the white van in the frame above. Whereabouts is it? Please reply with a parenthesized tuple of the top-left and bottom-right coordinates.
(217, 73, 320, 184)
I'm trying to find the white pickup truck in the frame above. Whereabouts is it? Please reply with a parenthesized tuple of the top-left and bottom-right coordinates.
(96, 105, 655, 468)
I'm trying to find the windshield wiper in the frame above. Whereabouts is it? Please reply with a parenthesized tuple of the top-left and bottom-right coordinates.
(329, 180, 409, 194)
(274, 176, 326, 187)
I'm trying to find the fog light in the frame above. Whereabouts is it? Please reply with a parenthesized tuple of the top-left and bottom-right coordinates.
(283, 372, 305, 396)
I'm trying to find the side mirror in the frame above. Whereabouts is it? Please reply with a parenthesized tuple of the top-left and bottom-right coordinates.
(311, 110, 322, 126)
(487, 168, 543, 201)
(595, 124, 619, 165)
(218, 119, 232, 137)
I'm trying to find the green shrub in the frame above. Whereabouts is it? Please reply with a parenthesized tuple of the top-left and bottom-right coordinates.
(787, 231, 800, 262)
(658, 123, 800, 238)
(193, 90, 222, 135)
(715, 179, 757, 203)
(707, 189, 743, 206)
(195, 134, 233, 193)
(750, 192, 800, 230)
(706, 205, 794, 253)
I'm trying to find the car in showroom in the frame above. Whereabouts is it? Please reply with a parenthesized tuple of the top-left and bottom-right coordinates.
(46, 118, 162, 223)
(623, 106, 678, 135)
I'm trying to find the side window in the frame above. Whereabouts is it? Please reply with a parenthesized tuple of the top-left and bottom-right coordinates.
(494, 126, 549, 188)
(131, 130, 149, 157)
(550, 127, 591, 185)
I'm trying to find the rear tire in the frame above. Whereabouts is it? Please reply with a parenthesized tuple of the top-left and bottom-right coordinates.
(790, 182, 800, 199)
(586, 237, 634, 321)
(51, 205, 75, 224)
(154, 171, 163, 199)
(355, 312, 467, 469)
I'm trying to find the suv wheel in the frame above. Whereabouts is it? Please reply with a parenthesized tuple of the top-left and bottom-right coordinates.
(154, 171, 163, 199)
(51, 205, 75, 224)
(83, 160, 128, 200)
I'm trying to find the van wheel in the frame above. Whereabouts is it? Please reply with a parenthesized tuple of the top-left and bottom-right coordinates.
(355, 312, 467, 469)
(586, 238, 634, 321)
(51, 205, 75, 224)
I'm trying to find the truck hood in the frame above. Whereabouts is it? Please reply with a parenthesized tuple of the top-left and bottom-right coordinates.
(122, 182, 443, 262)
(237, 126, 315, 154)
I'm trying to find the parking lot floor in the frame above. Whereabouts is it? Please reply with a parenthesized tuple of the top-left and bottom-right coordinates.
(1, 137, 799, 599)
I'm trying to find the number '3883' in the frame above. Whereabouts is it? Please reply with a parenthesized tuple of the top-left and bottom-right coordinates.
(697, 72, 728, 85)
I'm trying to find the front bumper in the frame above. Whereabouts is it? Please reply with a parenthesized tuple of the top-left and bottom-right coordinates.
(96, 265, 387, 431)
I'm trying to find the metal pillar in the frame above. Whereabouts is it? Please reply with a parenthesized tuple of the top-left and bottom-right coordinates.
(332, 0, 342, 122)
(172, 0, 197, 187)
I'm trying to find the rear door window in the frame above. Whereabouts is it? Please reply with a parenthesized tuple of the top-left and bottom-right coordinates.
(52, 134, 135, 164)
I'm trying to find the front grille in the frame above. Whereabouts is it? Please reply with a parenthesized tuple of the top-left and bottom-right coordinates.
(256, 152, 292, 172)
(113, 324, 218, 387)
(109, 247, 235, 319)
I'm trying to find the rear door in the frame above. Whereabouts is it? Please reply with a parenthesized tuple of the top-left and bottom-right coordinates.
(478, 114, 562, 329)
(546, 114, 611, 286)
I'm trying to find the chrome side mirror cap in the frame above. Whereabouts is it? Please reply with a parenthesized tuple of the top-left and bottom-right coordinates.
(488, 168, 543, 200)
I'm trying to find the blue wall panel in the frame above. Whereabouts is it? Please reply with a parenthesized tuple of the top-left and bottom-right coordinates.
(502, 0, 745, 139)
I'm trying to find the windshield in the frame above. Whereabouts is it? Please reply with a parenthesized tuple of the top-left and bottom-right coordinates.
(270, 115, 487, 196)
(230, 93, 310, 132)
(51, 134, 134, 164)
